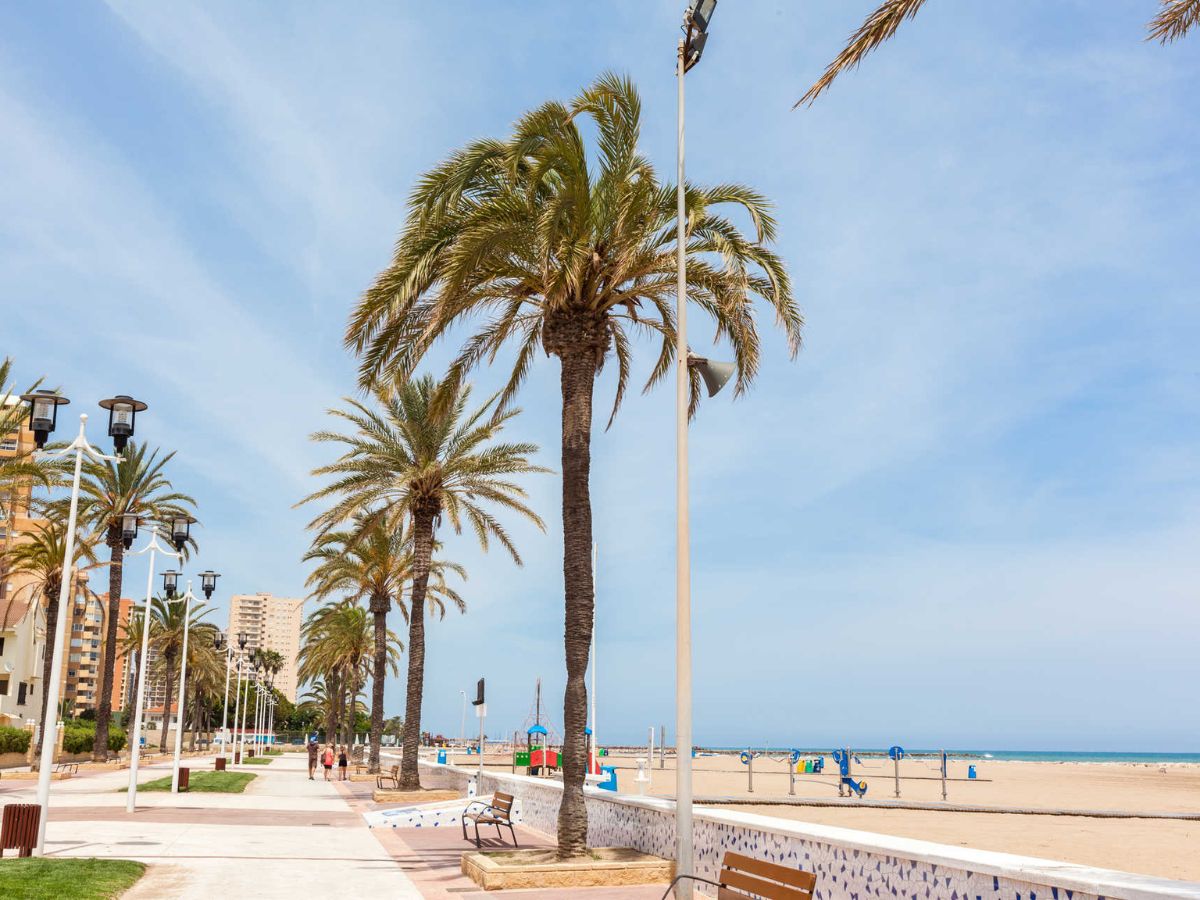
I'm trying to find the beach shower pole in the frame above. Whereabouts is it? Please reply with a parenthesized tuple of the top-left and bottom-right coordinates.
(894, 756, 901, 799)
(941, 749, 948, 801)
(660, 725, 666, 769)
(748, 753, 754, 793)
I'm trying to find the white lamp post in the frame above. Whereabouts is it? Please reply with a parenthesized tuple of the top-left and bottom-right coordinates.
(125, 528, 183, 813)
(170, 578, 203, 793)
(214, 632, 232, 755)
(20, 391, 143, 855)
(674, 3, 728, 897)
(229, 632, 248, 761)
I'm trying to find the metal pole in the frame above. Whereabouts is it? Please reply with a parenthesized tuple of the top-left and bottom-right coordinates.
(230, 656, 243, 762)
(170, 583, 194, 793)
(674, 35, 694, 900)
(460, 690, 466, 745)
(126, 539, 167, 813)
(219, 650, 231, 757)
(748, 753, 754, 793)
(648, 725, 655, 782)
(478, 707, 485, 777)
(237, 675, 248, 762)
(941, 749, 948, 801)
(590, 542, 597, 761)
(894, 756, 901, 799)
(660, 724, 666, 769)
(34, 418, 86, 854)
(789, 756, 795, 796)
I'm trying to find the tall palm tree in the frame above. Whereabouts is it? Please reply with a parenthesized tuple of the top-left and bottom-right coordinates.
(799, 0, 1200, 107)
(181, 622, 222, 751)
(4, 519, 101, 754)
(302, 375, 545, 790)
(118, 608, 148, 724)
(304, 522, 457, 772)
(147, 595, 213, 752)
(344, 74, 799, 854)
(78, 443, 196, 760)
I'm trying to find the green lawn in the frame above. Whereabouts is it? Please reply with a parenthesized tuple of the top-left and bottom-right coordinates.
(0, 858, 145, 899)
(243, 756, 273, 765)
(124, 771, 256, 793)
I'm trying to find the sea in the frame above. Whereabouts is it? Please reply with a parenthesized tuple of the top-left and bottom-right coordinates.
(702, 747, 1200, 764)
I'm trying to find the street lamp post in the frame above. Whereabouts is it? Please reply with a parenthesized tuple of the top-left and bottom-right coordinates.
(21, 391, 143, 854)
(215, 633, 233, 756)
(674, 3, 722, 897)
(125, 528, 182, 813)
(170, 578, 204, 794)
(229, 632, 248, 760)
(459, 690, 467, 745)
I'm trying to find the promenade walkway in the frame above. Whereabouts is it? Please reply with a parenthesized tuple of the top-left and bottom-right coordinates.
(0, 752, 666, 898)
(1, 752, 420, 898)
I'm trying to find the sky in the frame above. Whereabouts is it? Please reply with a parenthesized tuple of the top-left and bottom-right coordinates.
(2, 1, 1198, 751)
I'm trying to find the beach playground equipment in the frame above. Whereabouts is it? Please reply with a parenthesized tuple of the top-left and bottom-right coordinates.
(735, 746, 988, 801)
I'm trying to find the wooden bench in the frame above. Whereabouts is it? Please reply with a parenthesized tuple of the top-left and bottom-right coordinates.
(660, 851, 816, 899)
(461, 792, 517, 848)
(376, 763, 400, 790)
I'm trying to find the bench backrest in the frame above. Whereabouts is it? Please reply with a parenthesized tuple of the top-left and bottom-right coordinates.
(491, 792, 514, 819)
(718, 851, 816, 899)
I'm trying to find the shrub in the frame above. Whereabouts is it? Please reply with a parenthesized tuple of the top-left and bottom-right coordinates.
(0, 726, 31, 754)
(60, 724, 127, 754)
(108, 727, 127, 753)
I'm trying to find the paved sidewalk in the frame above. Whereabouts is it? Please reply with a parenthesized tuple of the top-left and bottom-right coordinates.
(1, 751, 422, 898)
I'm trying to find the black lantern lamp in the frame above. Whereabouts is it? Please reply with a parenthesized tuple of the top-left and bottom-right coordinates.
(683, 0, 717, 72)
(214, 631, 226, 652)
(98, 395, 147, 453)
(161, 570, 180, 600)
(19, 390, 70, 450)
(120, 513, 140, 550)
(168, 515, 193, 553)
(199, 570, 220, 600)
(237, 631, 248, 651)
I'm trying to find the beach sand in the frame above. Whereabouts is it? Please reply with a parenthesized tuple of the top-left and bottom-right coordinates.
(596, 753, 1200, 881)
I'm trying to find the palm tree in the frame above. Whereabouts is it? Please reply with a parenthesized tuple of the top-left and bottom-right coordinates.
(4, 519, 101, 754)
(78, 443, 196, 760)
(344, 74, 800, 854)
(148, 595, 213, 752)
(799, 0, 1200, 107)
(304, 521, 457, 772)
(181, 622, 222, 751)
(302, 375, 545, 791)
(118, 608, 148, 724)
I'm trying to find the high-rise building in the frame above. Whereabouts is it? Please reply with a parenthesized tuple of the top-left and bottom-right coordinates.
(0, 395, 47, 732)
(227, 593, 304, 701)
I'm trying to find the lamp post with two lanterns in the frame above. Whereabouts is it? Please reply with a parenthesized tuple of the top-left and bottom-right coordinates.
(169, 569, 219, 794)
(215, 630, 248, 758)
(124, 513, 193, 813)
(20, 389, 147, 854)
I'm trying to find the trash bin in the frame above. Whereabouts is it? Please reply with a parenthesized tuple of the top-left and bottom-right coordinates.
(598, 765, 617, 792)
(178, 768, 190, 792)
(233, 751, 241, 764)
(215, 757, 226, 771)
(968, 765, 977, 779)
(437, 749, 447, 764)
(247, 748, 255, 758)
(1, 803, 40, 858)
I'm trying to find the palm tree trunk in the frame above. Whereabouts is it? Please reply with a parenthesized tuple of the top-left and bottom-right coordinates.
(35, 579, 62, 758)
(93, 526, 123, 761)
(555, 346, 597, 859)
(399, 509, 435, 791)
(188, 682, 198, 751)
(324, 671, 338, 746)
(159, 655, 176, 753)
(369, 595, 388, 773)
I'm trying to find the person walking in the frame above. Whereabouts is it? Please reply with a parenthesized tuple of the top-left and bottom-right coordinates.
(338, 745, 348, 781)
(307, 738, 319, 780)
(322, 744, 335, 782)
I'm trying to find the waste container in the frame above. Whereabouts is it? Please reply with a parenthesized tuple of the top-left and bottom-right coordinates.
(968, 765, 977, 779)
(234, 751, 241, 764)
(1, 803, 40, 857)
(597, 765, 617, 792)
(178, 768, 190, 792)
(247, 748, 255, 758)
(437, 749, 447, 764)
(215, 757, 226, 771)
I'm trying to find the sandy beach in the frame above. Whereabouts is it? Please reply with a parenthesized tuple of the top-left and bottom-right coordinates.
(588, 753, 1200, 881)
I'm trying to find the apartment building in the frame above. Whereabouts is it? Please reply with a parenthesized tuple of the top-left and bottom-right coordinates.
(227, 593, 304, 701)
(0, 395, 45, 730)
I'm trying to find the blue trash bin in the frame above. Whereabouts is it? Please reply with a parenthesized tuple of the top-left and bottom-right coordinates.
(437, 749, 447, 765)
(598, 765, 617, 792)
(968, 764, 977, 779)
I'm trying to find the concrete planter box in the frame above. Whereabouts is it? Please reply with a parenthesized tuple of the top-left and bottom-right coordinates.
(462, 847, 673, 891)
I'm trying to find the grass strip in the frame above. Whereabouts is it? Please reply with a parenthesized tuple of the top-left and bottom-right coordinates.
(122, 771, 255, 793)
(0, 858, 145, 899)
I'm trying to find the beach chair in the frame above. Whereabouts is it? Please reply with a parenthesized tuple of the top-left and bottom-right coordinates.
(659, 851, 816, 899)
(461, 792, 517, 848)
(376, 764, 400, 789)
